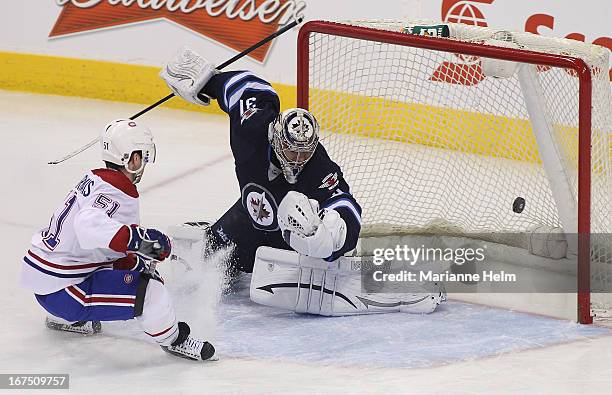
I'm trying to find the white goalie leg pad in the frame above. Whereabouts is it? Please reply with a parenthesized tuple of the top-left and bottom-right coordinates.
(250, 247, 446, 316)
(167, 222, 213, 271)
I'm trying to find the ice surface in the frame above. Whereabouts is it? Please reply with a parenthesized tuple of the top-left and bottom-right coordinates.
(216, 283, 609, 369)
(3, 91, 612, 394)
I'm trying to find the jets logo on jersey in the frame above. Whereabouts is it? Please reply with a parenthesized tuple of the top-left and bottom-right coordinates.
(319, 172, 339, 190)
(241, 183, 279, 231)
(250, 196, 271, 222)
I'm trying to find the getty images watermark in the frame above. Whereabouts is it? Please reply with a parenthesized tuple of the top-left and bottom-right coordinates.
(361, 233, 611, 294)
(369, 245, 517, 284)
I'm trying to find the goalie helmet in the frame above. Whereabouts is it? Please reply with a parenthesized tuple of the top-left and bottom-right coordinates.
(101, 119, 156, 184)
(268, 108, 320, 184)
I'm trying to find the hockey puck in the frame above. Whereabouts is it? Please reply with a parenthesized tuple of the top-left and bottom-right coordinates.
(513, 197, 526, 213)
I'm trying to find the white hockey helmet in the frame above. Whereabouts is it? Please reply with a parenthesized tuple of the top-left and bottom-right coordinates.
(101, 119, 156, 184)
(268, 108, 320, 184)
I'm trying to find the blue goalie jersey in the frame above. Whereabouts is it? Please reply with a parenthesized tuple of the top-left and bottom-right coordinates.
(202, 71, 362, 263)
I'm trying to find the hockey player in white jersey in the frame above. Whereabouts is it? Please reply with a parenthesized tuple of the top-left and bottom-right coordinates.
(21, 119, 216, 362)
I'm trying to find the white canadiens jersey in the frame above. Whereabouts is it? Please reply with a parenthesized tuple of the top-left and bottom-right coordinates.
(21, 169, 140, 295)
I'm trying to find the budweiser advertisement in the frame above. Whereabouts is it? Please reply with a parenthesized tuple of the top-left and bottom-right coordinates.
(50, 0, 306, 62)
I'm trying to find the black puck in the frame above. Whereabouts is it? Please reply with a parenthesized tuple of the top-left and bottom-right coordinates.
(513, 197, 526, 213)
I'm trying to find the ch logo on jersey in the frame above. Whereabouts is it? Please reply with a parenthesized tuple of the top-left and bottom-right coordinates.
(319, 172, 339, 190)
(242, 183, 279, 231)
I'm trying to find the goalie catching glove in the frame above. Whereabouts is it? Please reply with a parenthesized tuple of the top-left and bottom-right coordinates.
(160, 46, 216, 106)
(278, 191, 347, 259)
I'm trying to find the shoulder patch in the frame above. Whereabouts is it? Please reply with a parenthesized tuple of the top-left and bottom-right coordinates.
(240, 106, 260, 124)
(319, 172, 339, 190)
(91, 169, 139, 198)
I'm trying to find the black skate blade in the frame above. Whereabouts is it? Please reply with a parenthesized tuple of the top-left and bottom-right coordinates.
(161, 341, 218, 362)
(161, 346, 200, 361)
(184, 221, 210, 227)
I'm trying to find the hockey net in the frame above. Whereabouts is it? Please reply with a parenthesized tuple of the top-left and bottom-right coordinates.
(297, 20, 611, 323)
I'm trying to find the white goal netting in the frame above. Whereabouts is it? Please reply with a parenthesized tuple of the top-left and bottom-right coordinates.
(301, 20, 612, 319)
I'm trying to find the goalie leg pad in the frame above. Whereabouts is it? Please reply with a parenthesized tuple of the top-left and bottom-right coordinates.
(167, 222, 213, 266)
(250, 247, 446, 316)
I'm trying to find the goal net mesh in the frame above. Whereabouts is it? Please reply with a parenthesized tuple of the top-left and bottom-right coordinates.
(302, 20, 611, 311)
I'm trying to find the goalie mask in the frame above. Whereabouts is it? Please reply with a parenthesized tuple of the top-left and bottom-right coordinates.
(101, 119, 156, 184)
(268, 108, 320, 184)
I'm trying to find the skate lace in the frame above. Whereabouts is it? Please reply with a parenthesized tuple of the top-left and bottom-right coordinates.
(173, 336, 204, 357)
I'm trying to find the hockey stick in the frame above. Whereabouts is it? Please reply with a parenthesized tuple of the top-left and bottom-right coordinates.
(48, 17, 304, 165)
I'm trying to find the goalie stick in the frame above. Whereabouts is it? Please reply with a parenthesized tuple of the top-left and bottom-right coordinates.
(48, 17, 304, 165)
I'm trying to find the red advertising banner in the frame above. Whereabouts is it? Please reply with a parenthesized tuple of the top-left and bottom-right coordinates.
(50, 0, 303, 62)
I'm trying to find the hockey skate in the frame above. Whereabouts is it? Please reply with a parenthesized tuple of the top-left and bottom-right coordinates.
(161, 322, 218, 362)
(45, 316, 102, 335)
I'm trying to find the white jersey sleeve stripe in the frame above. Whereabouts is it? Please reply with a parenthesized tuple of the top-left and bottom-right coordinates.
(324, 199, 363, 225)
(227, 81, 277, 111)
(222, 71, 255, 108)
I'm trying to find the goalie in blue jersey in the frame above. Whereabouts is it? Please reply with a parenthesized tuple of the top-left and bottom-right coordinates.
(161, 47, 445, 316)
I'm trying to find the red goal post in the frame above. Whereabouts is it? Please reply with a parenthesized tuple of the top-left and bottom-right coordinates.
(297, 20, 601, 324)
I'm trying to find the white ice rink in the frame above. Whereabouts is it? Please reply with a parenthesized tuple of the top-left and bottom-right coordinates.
(3, 90, 612, 394)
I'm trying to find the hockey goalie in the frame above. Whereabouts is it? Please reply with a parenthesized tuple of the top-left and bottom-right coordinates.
(161, 47, 446, 316)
